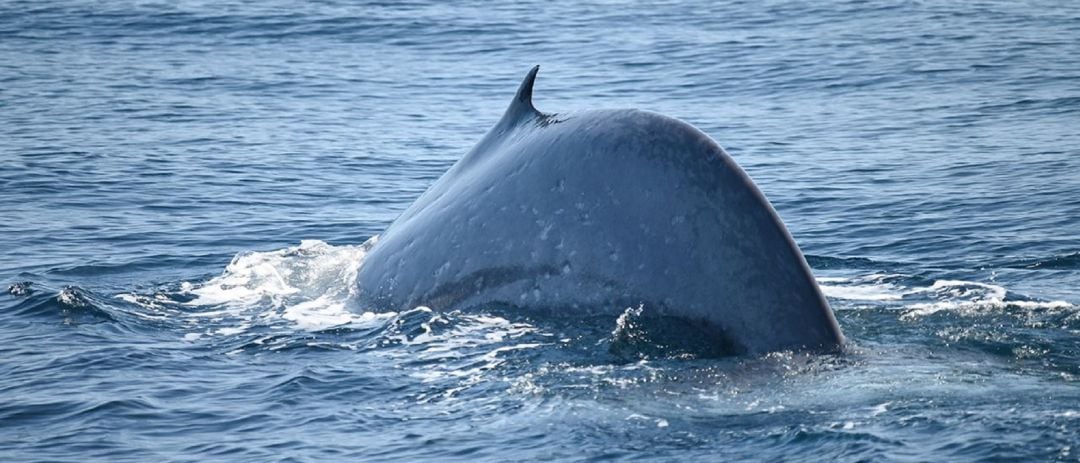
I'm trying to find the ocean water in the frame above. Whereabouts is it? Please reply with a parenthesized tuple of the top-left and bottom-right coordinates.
(2, 0, 1079, 460)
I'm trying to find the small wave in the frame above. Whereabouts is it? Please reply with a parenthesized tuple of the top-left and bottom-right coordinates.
(820, 274, 1076, 320)
(820, 271, 1075, 308)
(974, 96, 1080, 115)
(5, 284, 119, 324)
(900, 283, 1074, 320)
(805, 255, 890, 270)
(1002, 252, 1080, 270)
(893, 279, 1074, 321)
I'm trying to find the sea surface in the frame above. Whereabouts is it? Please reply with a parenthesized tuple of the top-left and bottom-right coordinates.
(2, 1, 1079, 461)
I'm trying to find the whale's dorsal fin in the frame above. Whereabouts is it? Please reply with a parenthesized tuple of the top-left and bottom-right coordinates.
(500, 65, 543, 125)
(514, 65, 540, 112)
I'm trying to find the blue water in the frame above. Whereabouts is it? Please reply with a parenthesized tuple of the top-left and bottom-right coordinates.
(3, 0, 1079, 460)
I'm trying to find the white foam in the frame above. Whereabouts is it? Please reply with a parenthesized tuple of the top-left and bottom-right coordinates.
(817, 274, 907, 301)
(282, 296, 356, 330)
(922, 279, 1007, 300)
(900, 279, 1074, 319)
(214, 326, 246, 336)
(869, 402, 890, 416)
(901, 298, 1074, 319)
(186, 240, 362, 306)
(172, 239, 377, 334)
(819, 274, 1077, 322)
(399, 312, 549, 389)
(820, 283, 904, 301)
(116, 293, 139, 304)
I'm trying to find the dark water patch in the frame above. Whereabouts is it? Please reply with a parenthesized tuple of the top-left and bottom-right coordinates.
(806, 255, 900, 271)
(607, 305, 741, 360)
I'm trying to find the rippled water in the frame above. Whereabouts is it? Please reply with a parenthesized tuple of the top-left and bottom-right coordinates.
(3, 1, 1079, 461)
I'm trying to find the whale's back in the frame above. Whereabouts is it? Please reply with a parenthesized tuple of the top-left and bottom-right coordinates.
(356, 102, 842, 354)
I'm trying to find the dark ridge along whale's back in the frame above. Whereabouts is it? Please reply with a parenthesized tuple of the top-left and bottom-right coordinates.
(356, 66, 844, 355)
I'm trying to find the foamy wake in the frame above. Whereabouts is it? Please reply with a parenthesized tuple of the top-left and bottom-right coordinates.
(119, 239, 552, 358)
(818, 273, 1076, 318)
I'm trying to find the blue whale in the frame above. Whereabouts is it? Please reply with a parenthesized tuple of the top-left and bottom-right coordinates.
(356, 66, 843, 355)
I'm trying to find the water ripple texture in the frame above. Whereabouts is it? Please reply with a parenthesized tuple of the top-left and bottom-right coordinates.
(2, 1, 1079, 461)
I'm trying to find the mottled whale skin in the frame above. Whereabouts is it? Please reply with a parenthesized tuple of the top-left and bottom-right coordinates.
(356, 66, 843, 354)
